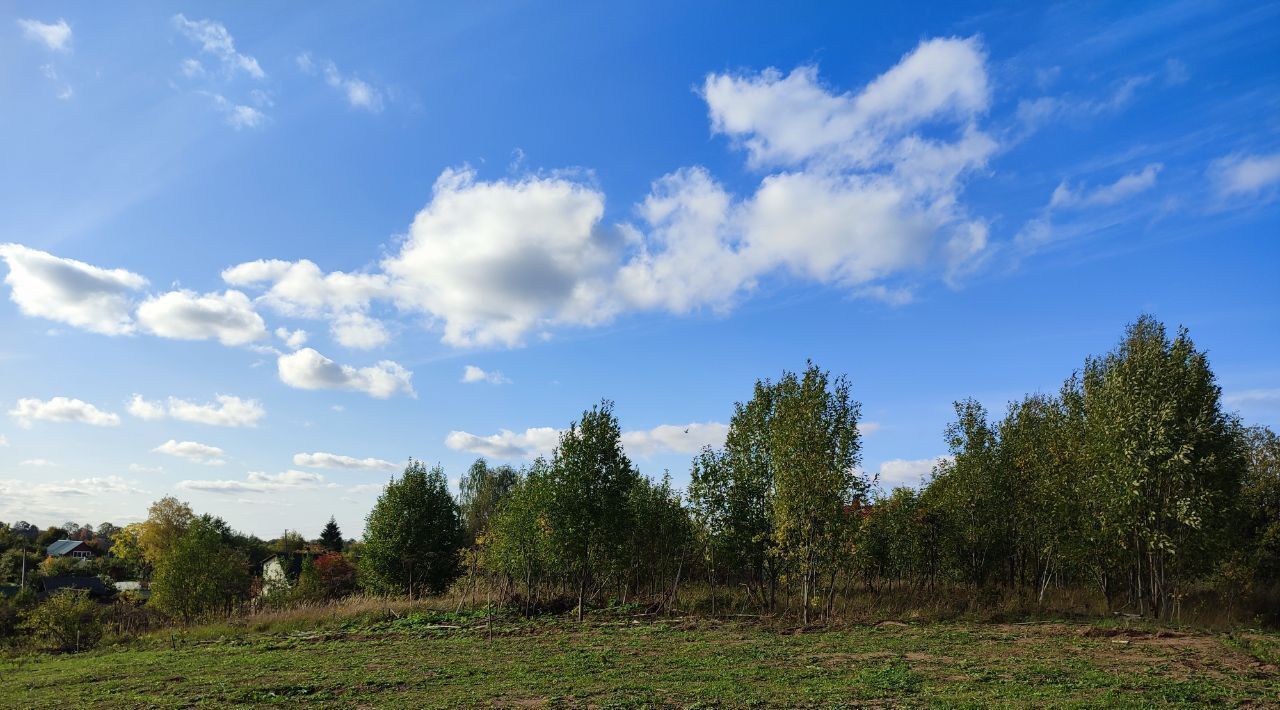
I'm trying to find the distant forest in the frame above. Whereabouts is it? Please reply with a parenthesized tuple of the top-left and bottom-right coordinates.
(3, 314, 1277, 651)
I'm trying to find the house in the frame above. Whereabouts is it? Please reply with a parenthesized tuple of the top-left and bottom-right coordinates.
(260, 553, 308, 596)
(37, 576, 114, 601)
(113, 580, 151, 600)
(46, 539, 95, 560)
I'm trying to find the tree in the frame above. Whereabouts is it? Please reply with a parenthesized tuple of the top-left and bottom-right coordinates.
(459, 459, 519, 544)
(150, 516, 251, 623)
(768, 362, 863, 624)
(137, 497, 195, 565)
(1081, 315, 1246, 618)
(313, 552, 357, 599)
(360, 461, 464, 597)
(483, 460, 553, 615)
(275, 530, 307, 554)
(19, 590, 103, 652)
(544, 400, 640, 620)
(319, 517, 344, 553)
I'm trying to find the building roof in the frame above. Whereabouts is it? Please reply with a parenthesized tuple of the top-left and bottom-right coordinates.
(46, 539, 92, 556)
(38, 576, 113, 599)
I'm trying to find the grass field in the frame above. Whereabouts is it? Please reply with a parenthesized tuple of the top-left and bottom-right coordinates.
(2, 609, 1278, 708)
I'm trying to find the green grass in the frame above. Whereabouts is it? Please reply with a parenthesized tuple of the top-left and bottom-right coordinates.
(2, 613, 1277, 708)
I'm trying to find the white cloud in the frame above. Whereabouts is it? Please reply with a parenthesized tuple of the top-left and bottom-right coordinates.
(19, 458, 56, 467)
(619, 37, 997, 315)
(136, 289, 267, 346)
(0, 476, 144, 497)
(0, 244, 147, 335)
(275, 327, 308, 350)
(703, 38, 989, 169)
(127, 394, 167, 421)
(1050, 163, 1162, 209)
(172, 14, 264, 79)
(0, 435, 7, 447)
(293, 452, 398, 471)
(277, 348, 414, 399)
(383, 167, 622, 347)
(203, 93, 266, 130)
(861, 421, 882, 435)
(224, 259, 391, 347)
(297, 52, 385, 112)
(177, 469, 325, 495)
(330, 312, 391, 349)
(445, 421, 730, 460)
(461, 365, 511, 385)
(444, 427, 560, 460)
(144, 394, 265, 427)
(18, 18, 72, 52)
(1225, 388, 1280, 412)
(152, 439, 226, 465)
(128, 463, 163, 474)
(876, 456, 950, 489)
(9, 397, 121, 428)
(621, 422, 729, 457)
(1209, 152, 1280, 198)
(1015, 75, 1153, 131)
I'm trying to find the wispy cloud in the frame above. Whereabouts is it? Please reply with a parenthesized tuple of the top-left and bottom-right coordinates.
(17, 18, 72, 52)
(296, 52, 385, 112)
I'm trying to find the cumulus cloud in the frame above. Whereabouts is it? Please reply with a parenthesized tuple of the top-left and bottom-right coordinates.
(127, 395, 166, 421)
(136, 289, 267, 346)
(152, 439, 226, 465)
(18, 18, 72, 51)
(445, 421, 730, 460)
(383, 167, 622, 347)
(292, 451, 398, 471)
(129, 394, 264, 427)
(619, 36, 997, 315)
(275, 327, 308, 350)
(177, 469, 325, 495)
(1209, 152, 1280, 198)
(621, 422, 730, 457)
(0, 244, 147, 335)
(702, 38, 989, 169)
(128, 463, 163, 474)
(461, 365, 511, 385)
(1050, 164, 1162, 209)
(0, 435, 8, 447)
(9, 397, 121, 428)
(330, 312, 391, 349)
(224, 259, 391, 348)
(876, 456, 950, 489)
(444, 427, 560, 460)
(297, 52, 385, 112)
(172, 14, 264, 79)
(277, 348, 414, 398)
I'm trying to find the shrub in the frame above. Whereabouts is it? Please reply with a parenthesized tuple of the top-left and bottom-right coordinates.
(20, 590, 104, 652)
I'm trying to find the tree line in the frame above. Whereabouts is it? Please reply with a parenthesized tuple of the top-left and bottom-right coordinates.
(2, 314, 1277, 649)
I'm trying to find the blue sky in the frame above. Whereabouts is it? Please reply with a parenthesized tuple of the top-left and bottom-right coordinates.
(1, 1, 1277, 538)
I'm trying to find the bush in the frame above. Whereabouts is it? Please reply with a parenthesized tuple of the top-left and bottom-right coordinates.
(314, 553, 357, 599)
(20, 590, 104, 652)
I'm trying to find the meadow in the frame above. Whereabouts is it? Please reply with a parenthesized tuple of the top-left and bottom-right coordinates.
(2, 602, 1277, 708)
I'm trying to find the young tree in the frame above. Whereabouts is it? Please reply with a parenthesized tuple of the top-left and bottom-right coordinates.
(313, 552, 358, 599)
(19, 590, 104, 652)
(768, 363, 863, 624)
(150, 516, 251, 623)
(459, 458, 519, 545)
(545, 400, 639, 621)
(484, 460, 553, 614)
(360, 461, 464, 597)
(319, 516, 344, 552)
(1081, 315, 1246, 618)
